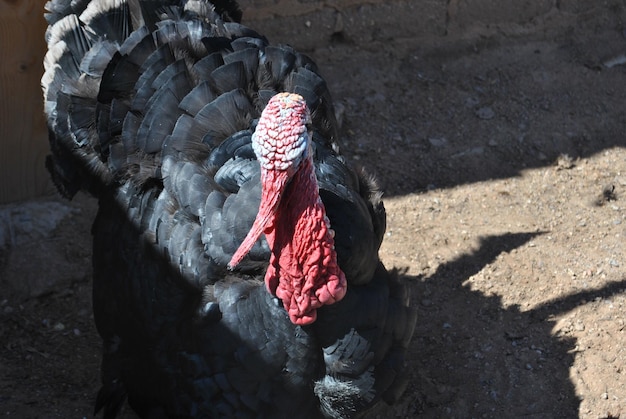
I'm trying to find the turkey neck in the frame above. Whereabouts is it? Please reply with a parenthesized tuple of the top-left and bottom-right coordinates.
(263, 155, 346, 325)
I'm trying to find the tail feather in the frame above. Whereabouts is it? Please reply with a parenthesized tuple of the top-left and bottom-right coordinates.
(80, 40, 119, 76)
(44, 0, 91, 27)
(42, 0, 244, 198)
(46, 14, 91, 58)
(202, 0, 241, 22)
(79, 0, 132, 44)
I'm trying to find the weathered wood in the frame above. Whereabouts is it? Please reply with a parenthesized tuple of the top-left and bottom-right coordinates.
(0, 0, 52, 203)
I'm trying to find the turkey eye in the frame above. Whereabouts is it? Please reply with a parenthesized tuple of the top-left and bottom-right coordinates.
(305, 123, 312, 132)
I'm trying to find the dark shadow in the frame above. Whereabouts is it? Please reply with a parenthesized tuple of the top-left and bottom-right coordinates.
(532, 279, 626, 322)
(395, 232, 626, 417)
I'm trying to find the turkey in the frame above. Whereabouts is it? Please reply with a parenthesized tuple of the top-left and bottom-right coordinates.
(42, 0, 416, 417)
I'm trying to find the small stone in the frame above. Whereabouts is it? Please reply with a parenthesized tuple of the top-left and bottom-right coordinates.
(464, 96, 479, 108)
(556, 154, 574, 170)
(476, 106, 495, 120)
(428, 137, 448, 148)
(53, 322, 65, 331)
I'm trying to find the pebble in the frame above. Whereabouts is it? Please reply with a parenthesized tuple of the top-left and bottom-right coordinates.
(428, 137, 448, 148)
(489, 389, 498, 401)
(464, 96, 480, 108)
(476, 106, 495, 120)
(0, 201, 75, 248)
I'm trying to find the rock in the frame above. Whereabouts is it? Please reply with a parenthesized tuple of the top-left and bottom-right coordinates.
(0, 198, 94, 299)
(476, 106, 495, 120)
(0, 201, 75, 249)
(428, 137, 448, 148)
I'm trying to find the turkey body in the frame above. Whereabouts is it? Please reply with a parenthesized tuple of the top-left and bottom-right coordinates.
(42, 0, 416, 417)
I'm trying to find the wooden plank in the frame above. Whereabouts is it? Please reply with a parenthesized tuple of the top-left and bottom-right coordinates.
(0, 0, 52, 203)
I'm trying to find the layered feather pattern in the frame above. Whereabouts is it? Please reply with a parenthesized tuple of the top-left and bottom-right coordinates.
(42, 0, 416, 417)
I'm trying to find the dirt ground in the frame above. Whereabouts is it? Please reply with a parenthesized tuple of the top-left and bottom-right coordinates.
(1, 3, 625, 418)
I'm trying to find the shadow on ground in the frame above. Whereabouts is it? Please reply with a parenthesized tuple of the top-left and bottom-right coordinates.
(395, 232, 626, 417)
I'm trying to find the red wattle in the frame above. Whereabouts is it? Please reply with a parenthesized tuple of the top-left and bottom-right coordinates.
(263, 158, 347, 325)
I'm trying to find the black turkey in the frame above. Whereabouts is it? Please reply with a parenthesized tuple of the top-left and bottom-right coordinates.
(42, 0, 416, 417)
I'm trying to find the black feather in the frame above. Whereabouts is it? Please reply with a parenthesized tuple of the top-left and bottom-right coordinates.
(179, 81, 215, 116)
(192, 51, 224, 81)
(263, 45, 296, 86)
(99, 52, 141, 102)
(209, 60, 247, 94)
(130, 46, 176, 111)
(195, 88, 252, 146)
(80, 0, 132, 44)
(223, 47, 259, 84)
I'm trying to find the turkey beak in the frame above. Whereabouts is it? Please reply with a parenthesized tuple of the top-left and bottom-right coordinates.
(228, 169, 291, 269)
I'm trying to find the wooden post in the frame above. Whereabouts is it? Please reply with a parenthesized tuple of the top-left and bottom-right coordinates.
(0, 0, 52, 203)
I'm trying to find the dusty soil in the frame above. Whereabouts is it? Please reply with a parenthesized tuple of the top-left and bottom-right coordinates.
(1, 4, 625, 418)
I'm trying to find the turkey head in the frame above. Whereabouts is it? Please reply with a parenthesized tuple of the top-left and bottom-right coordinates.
(229, 93, 347, 325)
